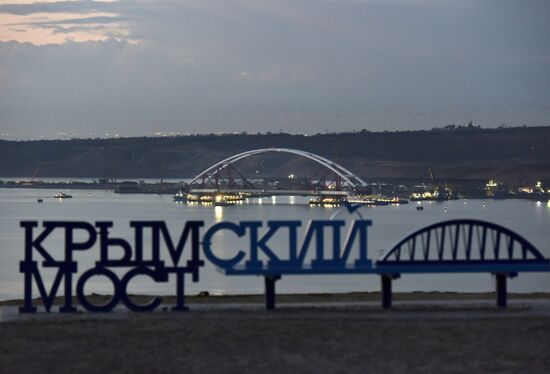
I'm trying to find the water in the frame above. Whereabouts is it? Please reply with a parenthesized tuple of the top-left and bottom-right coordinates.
(0, 188, 549, 300)
(0, 177, 187, 183)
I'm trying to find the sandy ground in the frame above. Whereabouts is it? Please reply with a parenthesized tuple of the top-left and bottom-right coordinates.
(1, 291, 549, 306)
(1, 294, 550, 373)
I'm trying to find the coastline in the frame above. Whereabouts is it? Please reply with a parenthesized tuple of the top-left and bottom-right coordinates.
(1, 181, 548, 200)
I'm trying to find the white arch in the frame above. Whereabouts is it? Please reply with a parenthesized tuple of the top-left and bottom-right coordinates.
(188, 148, 367, 188)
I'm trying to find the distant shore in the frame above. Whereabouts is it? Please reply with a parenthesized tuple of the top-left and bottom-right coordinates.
(0, 180, 181, 194)
(1, 180, 548, 200)
(2, 126, 550, 183)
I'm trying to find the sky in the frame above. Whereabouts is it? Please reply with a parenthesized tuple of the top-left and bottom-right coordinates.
(0, 0, 549, 139)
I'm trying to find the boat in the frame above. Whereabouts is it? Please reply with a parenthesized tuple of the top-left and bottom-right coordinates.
(54, 192, 72, 199)
(173, 191, 186, 202)
(186, 193, 244, 204)
(37, 198, 43, 203)
(308, 196, 345, 206)
(310, 194, 409, 207)
(347, 195, 408, 206)
(174, 191, 244, 205)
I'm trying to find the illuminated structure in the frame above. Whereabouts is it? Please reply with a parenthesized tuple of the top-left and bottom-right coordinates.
(180, 148, 369, 204)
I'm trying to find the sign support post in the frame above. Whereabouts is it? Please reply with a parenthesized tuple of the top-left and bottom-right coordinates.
(495, 273, 507, 308)
(264, 275, 281, 310)
(381, 275, 393, 309)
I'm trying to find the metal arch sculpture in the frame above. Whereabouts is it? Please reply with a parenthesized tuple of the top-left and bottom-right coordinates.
(376, 219, 550, 309)
(188, 148, 367, 189)
(377, 219, 549, 273)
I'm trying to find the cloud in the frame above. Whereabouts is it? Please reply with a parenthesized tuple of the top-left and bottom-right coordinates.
(21, 15, 125, 26)
(0, 1, 132, 44)
(47, 24, 106, 34)
(0, 0, 549, 139)
(0, 1, 116, 16)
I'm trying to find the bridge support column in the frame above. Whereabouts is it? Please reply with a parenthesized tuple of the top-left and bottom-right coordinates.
(264, 275, 281, 311)
(495, 273, 507, 308)
(381, 275, 392, 309)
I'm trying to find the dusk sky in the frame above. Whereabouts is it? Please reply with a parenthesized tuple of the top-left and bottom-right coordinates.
(1, 0, 549, 139)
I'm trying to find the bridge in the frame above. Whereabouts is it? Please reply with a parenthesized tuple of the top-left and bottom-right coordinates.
(221, 219, 550, 310)
(376, 219, 550, 308)
(183, 148, 368, 203)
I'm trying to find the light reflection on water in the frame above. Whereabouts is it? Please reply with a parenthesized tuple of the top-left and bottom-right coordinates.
(0, 188, 548, 300)
(214, 206, 224, 222)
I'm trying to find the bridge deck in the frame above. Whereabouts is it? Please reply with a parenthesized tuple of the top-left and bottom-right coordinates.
(375, 260, 550, 274)
(189, 188, 350, 196)
(223, 260, 550, 276)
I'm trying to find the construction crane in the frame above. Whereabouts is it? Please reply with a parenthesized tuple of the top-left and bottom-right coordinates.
(31, 165, 41, 182)
(428, 167, 435, 183)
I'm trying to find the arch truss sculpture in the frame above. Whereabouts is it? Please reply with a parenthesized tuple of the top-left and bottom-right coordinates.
(375, 219, 550, 308)
(378, 219, 547, 270)
(188, 148, 367, 192)
(219, 218, 550, 310)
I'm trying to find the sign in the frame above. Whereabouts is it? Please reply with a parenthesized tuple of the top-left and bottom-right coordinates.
(19, 219, 372, 313)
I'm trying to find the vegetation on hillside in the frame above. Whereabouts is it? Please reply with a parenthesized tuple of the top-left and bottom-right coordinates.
(0, 126, 548, 183)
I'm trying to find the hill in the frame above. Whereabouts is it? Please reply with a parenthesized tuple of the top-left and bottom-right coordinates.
(1, 126, 549, 184)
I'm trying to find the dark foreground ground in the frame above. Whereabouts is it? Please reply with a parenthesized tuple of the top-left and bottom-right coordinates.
(1, 296, 550, 373)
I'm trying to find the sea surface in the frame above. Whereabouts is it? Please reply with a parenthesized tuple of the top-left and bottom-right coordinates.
(0, 188, 549, 301)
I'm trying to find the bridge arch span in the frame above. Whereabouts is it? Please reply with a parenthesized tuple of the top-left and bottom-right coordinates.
(379, 219, 545, 264)
(188, 148, 367, 189)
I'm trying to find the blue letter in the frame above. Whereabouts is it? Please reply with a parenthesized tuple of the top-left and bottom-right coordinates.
(203, 222, 246, 269)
